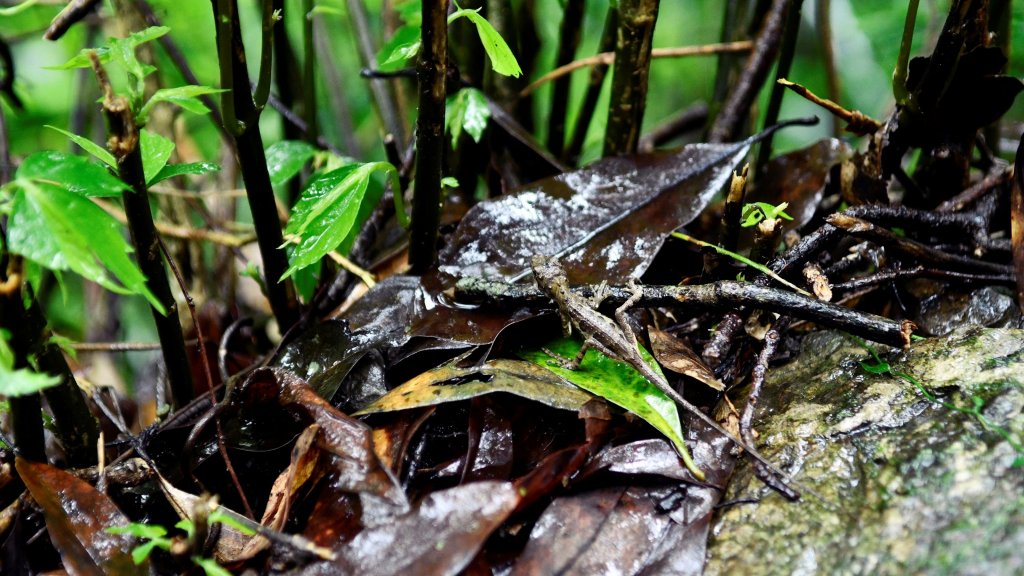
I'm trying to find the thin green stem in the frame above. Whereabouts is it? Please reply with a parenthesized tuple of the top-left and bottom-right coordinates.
(254, 0, 275, 111)
(893, 0, 919, 108)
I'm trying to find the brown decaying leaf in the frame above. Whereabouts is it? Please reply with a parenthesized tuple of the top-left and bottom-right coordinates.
(301, 481, 520, 576)
(649, 326, 724, 391)
(437, 139, 758, 286)
(15, 457, 145, 575)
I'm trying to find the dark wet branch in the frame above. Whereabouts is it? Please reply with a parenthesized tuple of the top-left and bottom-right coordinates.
(94, 54, 195, 407)
(708, 0, 788, 143)
(44, 0, 102, 41)
(603, 0, 660, 157)
(455, 277, 913, 347)
(409, 0, 448, 274)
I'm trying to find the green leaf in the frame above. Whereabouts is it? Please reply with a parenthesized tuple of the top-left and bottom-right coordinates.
(265, 140, 317, 188)
(282, 162, 398, 280)
(17, 151, 128, 197)
(450, 9, 522, 78)
(107, 522, 168, 540)
(140, 130, 176, 185)
(209, 509, 256, 536)
(0, 329, 13, 370)
(445, 87, 491, 148)
(138, 85, 227, 124)
(520, 337, 696, 474)
(860, 360, 891, 374)
(44, 126, 117, 168)
(131, 541, 162, 565)
(54, 26, 170, 70)
(149, 162, 221, 185)
(0, 366, 61, 397)
(378, 25, 421, 69)
(193, 557, 233, 576)
(8, 181, 165, 314)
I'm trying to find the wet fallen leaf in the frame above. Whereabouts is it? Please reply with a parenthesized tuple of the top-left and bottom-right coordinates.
(301, 481, 519, 576)
(16, 457, 145, 575)
(354, 358, 593, 415)
(649, 326, 725, 391)
(519, 337, 692, 472)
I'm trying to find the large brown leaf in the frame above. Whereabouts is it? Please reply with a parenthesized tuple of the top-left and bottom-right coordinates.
(16, 457, 145, 576)
(437, 138, 767, 286)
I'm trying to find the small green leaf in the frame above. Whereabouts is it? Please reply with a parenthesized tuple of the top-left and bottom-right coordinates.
(17, 151, 127, 197)
(193, 557, 233, 576)
(44, 126, 117, 168)
(54, 26, 170, 70)
(138, 85, 227, 124)
(445, 87, 491, 148)
(149, 162, 220, 185)
(140, 130, 176, 185)
(860, 360, 891, 375)
(265, 140, 317, 188)
(131, 541, 161, 565)
(0, 329, 13, 370)
(378, 25, 421, 69)
(107, 522, 169, 540)
(209, 509, 257, 536)
(282, 162, 397, 280)
(450, 9, 522, 78)
(0, 367, 62, 398)
(521, 337, 699, 476)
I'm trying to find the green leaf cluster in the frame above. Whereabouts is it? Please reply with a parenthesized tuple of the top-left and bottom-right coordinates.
(377, 0, 522, 78)
(740, 202, 793, 228)
(53, 26, 224, 125)
(107, 509, 253, 574)
(1, 151, 164, 312)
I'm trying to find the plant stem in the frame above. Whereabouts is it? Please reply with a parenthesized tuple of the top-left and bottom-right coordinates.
(565, 5, 618, 164)
(547, 0, 584, 158)
(346, 0, 409, 146)
(94, 55, 196, 406)
(603, 0, 660, 157)
(754, 0, 804, 174)
(212, 0, 300, 330)
(409, 0, 448, 274)
(708, 0, 788, 143)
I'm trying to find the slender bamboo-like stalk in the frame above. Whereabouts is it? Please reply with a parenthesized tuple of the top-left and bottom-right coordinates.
(755, 0, 805, 174)
(92, 55, 195, 407)
(603, 0, 660, 157)
(212, 0, 300, 329)
(409, 0, 448, 273)
(346, 0, 408, 146)
(565, 6, 617, 164)
(547, 0, 585, 157)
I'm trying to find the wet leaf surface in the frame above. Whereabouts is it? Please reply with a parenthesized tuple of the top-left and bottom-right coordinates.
(355, 358, 593, 415)
(16, 457, 145, 575)
(301, 481, 519, 576)
(437, 140, 755, 286)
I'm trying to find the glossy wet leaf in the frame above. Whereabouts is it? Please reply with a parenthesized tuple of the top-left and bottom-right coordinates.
(283, 162, 398, 280)
(16, 150, 127, 197)
(140, 129, 175, 184)
(446, 87, 491, 147)
(45, 125, 117, 168)
(355, 359, 594, 415)
(7, 181, 164, 312)
(266, 140, 318, 188)
(520, 337, 689, 464)
(437, 137, 758, 286)
(16, 457, 146, 575)
(149, 161, 220, 185)
(308, 481, 519, 575)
